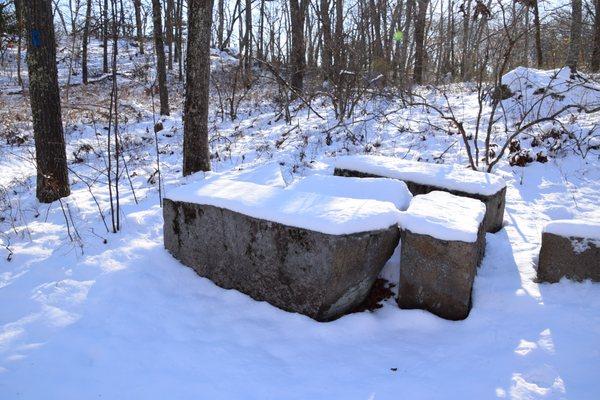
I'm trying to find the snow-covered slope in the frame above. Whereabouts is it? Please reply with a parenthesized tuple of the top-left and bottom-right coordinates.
(1, 41, 599, 399)
(501, 67, 600, 119)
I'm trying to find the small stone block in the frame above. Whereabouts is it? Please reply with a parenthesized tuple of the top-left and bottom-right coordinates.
(537, 220, 600, 283)
(334, 155, 507, 233)
(397, 192, 486, 320)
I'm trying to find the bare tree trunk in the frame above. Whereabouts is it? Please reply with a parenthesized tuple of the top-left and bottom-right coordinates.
(183, 0, 214, 175)
(177, 0, 184, 80)
(413, 0, 428, 84)
(460, 0, 471, 80)
(591, 0, 600, 72)
(217, 0, 225, 48)
(23, 0, 70, 203)
(152, 0, 170, 115)
(566, 0, 582, 70)
(523, 5, 530, 67)
(103, 0, 109, 73)
(244, 0, 252, 83)
(134, 0, 145, 54)
(174, 0, 180, 62)
(368, 0, 383, 67)
(82, 0, 92, 84)
(119, 0, 126, 38)
(111, 0, 121, 231)
(334, 0, 344, 75)
(532, 0, 543, 68)
(166, 0, 174, 70)
(398, 0, 414, 85)
(258, 0, 265, 59)
(443, 0, 454, 77)
(15, 0, 24, 87)
(53, 0, 70, 35)
(289, 0, 308, 93)
(306, 7, 315, 68)
(320, 0, 333, 81)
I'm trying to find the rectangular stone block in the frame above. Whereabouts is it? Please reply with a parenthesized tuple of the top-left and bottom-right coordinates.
(397, 192, 486, 320)
(163, 179, 401, 321)
(334, 155, 506, 233)
(537, 220, 600, 283)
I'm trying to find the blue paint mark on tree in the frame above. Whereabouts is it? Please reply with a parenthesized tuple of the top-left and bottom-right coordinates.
(32, 30, 42, 48)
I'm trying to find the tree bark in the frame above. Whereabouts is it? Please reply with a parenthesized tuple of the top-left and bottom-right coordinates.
(177, 0, 184, 80)
(152, 0, 170, 115)
(532, 0, 543, 68)
(23, 0, 70, 203)
(591, 0, 600, 72)
(320, 0, 333, 81)
(166, 0, 175, 70)
(183, 0, 214, 175)
(398, 0, 414, 85)
(82, 0, 92, 84)
(289, 0, 308, 94)
(566, 0, 582, 70)
(413, 0, 429, 84)
(134, 0, 145, 54)
(15, 0, 24, 87)
(244, 0, 252, 83)
(258, 0, 265, 59)
(460, 0, 471, 80)
(217, 0, 225, 48)
(368, 0, 384, 65)
(103, 0, 109, 73)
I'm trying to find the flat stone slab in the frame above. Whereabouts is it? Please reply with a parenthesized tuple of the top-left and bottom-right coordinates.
(163, 179, 401, 321)
(397, 191, 486, 320)
(537, 220, 600, 283)
(333, 155, 506, 233)
(286, 174, 413, 210)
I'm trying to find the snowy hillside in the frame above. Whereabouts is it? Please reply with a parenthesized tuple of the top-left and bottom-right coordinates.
(1, 41, 600, 399)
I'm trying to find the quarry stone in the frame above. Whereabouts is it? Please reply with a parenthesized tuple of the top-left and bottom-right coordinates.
(334, 167, 506, 233)
(163, 199, 400, 321)
(397, 197, 486, 321)
(537, 232, 600, 283)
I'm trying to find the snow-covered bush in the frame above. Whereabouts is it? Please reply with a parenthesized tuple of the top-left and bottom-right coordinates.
(501, 67, 600, 120)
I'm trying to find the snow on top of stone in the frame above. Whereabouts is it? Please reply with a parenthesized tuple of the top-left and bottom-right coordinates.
(398, 191, 486, 243)
(215, 162, 286, 187)
(286, 174, 413, 211)
(334, 155, 506, 196)
(543, 219, 600, 241)
(165, 179, 401, 235)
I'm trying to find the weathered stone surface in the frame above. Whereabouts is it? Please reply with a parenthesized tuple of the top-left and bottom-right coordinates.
(163, 199, 400, 321)
(334, 167, 506, 233)
(397, 221, 486, 321)
(537, 232, 600, 283)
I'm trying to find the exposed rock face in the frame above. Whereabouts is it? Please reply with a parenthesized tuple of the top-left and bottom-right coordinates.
(537, 232, 600, 283)
(163, 199, 400, 321)
(334, 168, 506, 233)
(397, 223, 486, 321)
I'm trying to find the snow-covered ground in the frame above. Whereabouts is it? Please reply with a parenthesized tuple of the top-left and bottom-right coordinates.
(1, 40, 599, 399)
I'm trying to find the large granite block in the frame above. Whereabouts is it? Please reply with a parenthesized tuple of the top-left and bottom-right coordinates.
(537, 220, 600, 283)
(397, 191, 486, 320)
(334, 155, 506, 233)
(163, 179, 401, 321)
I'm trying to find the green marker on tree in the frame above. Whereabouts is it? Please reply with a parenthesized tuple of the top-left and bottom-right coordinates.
(393, 31, 403, 42)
